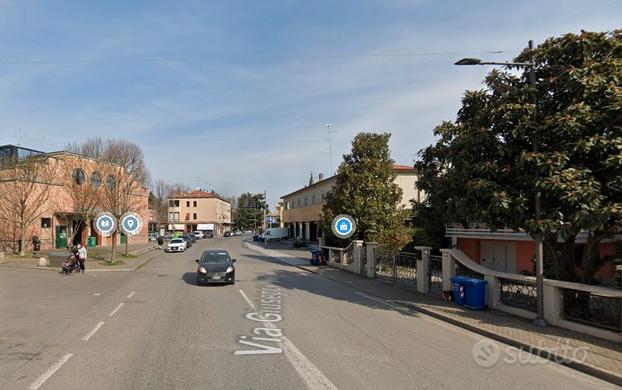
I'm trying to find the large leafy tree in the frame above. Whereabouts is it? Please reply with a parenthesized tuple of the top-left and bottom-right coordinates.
(234, 192, 268, 231)
(416, 30, 622, 283)
(321, 132, 411, 251)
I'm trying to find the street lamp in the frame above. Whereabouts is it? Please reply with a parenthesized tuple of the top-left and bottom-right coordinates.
(455, 40, 548, 327)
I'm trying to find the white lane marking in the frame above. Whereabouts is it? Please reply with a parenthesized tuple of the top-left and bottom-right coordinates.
(108, 302, 125, 317)
(238, 289, 337, 390)
(127, 291, 136, 299)
(93, 293, 101, 296)
(82, 321, 105, 341)
(239, 289, 257, 311)
(29, 353, 73, 390)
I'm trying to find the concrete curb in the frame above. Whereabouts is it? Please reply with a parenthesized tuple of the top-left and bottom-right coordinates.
(0, 246, 160, 273)
(244, 241, 622, 387)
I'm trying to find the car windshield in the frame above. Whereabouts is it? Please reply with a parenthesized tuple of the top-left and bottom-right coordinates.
(170, 239, 183, 244)
(200, 252, 230, 263)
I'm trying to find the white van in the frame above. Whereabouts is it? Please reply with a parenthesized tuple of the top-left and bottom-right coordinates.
(193, 231, 204, 239)
(263, 228, 289, 241)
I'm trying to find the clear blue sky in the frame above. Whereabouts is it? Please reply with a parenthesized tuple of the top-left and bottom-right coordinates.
(0, 0, 620, 207)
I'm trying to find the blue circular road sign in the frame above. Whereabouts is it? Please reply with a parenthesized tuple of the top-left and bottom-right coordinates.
(93, 212, 116, 237)
(331, 214, 356, 239)
(120, 212, 142, 236)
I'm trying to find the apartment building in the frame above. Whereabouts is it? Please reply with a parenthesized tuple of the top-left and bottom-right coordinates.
(281, 164, 424, 241)
(168, 190, 231, 237)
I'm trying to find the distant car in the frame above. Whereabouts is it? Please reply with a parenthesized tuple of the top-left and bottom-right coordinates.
(224, 231, 232, 237)
(165, 238, 187, 253)
(187, 233, 197, 243)
(181, 235, 193, 248)
(203, 230, 214, 238)
(195, 249, 236, 285)
(193, 231, 204, 239)
(234, 230, 241, 236)
(148, 232, 158, 241)
(164, 233, 173, 240)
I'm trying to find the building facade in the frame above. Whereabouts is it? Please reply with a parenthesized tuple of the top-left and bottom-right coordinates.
(168, 190, 231, 237)
(0, 145, 149, 251)
(281, 165, 424, 242)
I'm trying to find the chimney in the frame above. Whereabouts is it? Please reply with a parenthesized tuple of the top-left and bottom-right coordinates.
(318, 173, 324, 181)
(308, 172, 315, 186)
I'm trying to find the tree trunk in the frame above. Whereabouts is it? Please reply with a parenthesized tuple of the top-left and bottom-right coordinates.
(110, 231, 117, 263)
(18, 218, 25, 257)
(579, 230, 608, 285)
(125, 237, 129, 256)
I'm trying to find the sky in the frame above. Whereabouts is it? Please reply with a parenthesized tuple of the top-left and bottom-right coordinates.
(0, 0, 620, 208)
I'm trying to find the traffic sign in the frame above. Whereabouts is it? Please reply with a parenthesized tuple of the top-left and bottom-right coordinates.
(93, 212, 116, 237)
(331, 214, 356, 239)
(120, 212, 142, 236)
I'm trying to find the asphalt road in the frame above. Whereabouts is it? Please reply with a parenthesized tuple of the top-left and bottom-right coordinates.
(0, 236, 618, 390)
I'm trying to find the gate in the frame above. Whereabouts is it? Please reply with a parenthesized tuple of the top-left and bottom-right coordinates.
(374, 250, 418, 289)
(429, 255, 443, 295)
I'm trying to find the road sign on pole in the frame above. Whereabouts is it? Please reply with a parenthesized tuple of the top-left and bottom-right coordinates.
(331, 214, 356, 239)
(120, 212, 142, 236)
(93, 212, 116, 237)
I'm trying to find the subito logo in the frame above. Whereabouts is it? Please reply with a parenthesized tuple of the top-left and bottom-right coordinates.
(472, 339, 500, 368)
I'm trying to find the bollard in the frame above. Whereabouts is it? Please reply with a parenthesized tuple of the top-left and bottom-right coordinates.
(38, 257, 49, 267)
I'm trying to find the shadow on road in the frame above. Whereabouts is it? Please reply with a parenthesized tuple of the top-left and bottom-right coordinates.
(181, 272, 230, 287)
(243, 254, 421, 319)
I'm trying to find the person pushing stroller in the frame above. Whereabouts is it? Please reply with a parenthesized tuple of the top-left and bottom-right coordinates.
(60, 252, 78, 275)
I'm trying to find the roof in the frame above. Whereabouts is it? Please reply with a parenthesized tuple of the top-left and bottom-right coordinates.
(281, 163, 417, 199)
(172, 190, 231, 204)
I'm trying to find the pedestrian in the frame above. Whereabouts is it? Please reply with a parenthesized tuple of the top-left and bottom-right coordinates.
(77, 243, 87, 274)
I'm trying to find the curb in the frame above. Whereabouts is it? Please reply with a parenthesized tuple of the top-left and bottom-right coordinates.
(0, 247, 160, 273)
(244, 241, 622, 387)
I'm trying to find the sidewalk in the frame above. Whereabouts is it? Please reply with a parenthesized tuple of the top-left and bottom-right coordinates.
(0, 241, 159, 272)
(245, 240, 622, 386)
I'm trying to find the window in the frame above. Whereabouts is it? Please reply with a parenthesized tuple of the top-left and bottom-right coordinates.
(174, 212, 180, 222)
(41, 218, 51, 228)
(91, 172, 101, 188)
(285, 202, 290, 210)
(169, 200, 179, 207)
(73, 168, 86, 185)
(185, 213, 190, 221)
(297, 199, 301, 208)
(193, 200, 197, 207)
(193, 213, 197, 220)
(105, 175, 116, 189)
(186, 201, 190, 207)
(311, 195, 316, 204)
(304, 197, 308, 206)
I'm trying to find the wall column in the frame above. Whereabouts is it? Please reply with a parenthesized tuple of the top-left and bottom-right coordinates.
(304, 223, 310, 241)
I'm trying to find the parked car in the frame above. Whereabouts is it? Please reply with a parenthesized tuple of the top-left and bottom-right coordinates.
(203, 230, 214, 238)
(148, 232, 158, 241)
(224, 231, 232, 237)
(195, 249, 236, 285)
(193, 231, 204, 239)
(187, 233, 197, 243)
(181, 235, 193, 248)
(165, 238, 187, 253)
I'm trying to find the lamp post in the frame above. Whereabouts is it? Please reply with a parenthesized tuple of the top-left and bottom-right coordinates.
(455, 40, 547, 327)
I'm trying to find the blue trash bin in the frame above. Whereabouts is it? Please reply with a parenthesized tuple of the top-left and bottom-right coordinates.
(450, 276, 469, 306)
(310, 250, 321, 265)
(462, 278, 488, 310)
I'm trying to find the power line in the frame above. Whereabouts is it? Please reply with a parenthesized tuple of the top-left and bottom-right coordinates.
(0, 50, 514, 65)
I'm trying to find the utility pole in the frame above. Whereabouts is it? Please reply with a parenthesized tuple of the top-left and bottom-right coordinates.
(325, 123, 333, 175)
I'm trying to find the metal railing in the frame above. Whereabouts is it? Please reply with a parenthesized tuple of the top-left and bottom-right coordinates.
(429, 254, 443, 294)
(499, 278, 537, 312)
(562, 289, 622, 332)
(375, 251, 419, 289)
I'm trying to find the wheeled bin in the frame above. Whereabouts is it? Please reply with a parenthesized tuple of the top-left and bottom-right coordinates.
(450, 276, 469, 306)
(462, 278, 488, 310)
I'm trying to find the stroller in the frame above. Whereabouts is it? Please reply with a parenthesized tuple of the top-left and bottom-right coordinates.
(60, 254, 80, 275)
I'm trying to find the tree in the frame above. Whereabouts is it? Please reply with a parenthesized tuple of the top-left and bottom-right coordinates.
(234, 193, 268, 231)
(0, 154, 61, 255)
(416, 30, 622, 283)
(69, 138, 150, 261)
(320, 132, 411, 251)
(151, 179, 171, 228)
(56, 155, 103, 246)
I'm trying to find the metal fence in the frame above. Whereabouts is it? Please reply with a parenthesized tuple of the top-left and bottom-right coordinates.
(429, 255, 443, 294)
(499, 278, 537, 312)
(375, 251, 419, 289)
(562, 289, 622, 332)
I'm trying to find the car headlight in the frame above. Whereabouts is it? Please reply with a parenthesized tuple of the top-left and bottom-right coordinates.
(199, 267, 207, 273)
(226, 266, 234, 273)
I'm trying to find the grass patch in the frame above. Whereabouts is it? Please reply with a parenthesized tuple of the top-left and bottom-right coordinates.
(98, 259, 126, 266)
